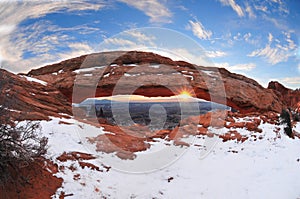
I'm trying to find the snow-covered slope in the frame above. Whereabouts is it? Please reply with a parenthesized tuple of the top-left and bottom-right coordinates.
(37, 116, 300, 199)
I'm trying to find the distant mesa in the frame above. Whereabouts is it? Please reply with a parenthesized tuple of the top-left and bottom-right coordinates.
(74, 94, 231, 129)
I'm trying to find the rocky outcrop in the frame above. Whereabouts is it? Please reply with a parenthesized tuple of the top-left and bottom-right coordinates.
(268, 81, 300, 109)
(0, 69, 71, 121)
(1, 158, 63, 199)
(26, 51, 283, 113)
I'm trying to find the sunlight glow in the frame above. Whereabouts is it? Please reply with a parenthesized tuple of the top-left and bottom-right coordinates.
(179, 90, 192, 98)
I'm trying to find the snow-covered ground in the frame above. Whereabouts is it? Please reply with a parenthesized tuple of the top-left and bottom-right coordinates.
(21, 75, 48, 86)
(37, 116, 300, 199)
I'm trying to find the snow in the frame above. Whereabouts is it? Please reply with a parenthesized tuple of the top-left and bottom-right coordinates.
(123, 64, 138, 67)
(103, 73, 110, 78)
(202, 70, 216, 76)
(22, 76, 48, 86)
(183, 74, 194, 80)
(124, 73, 140, 77)
(74, 66, 106, 74)
(124, 73, 131, 77)
(35, 116, 300, 198)
(149, 64, 160, 69)
(95, 121, 300, 199)
(181, 70, 194, 75)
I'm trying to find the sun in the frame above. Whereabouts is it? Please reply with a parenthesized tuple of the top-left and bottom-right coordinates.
(179, 90, 192, 98)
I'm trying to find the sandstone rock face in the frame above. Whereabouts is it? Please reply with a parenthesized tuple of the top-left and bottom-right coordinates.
(0, 69, 71, 121)
(268, 81, 300, 109)
(26, 51, 283, 113)
(1, 158, 63, 199)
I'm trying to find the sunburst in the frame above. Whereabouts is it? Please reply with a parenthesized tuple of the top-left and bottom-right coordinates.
(179, 90, 192, 98)
(176, 87, 195, 99)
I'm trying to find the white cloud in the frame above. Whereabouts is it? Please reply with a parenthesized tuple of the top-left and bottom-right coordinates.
(268, 33, 273, 43)
(263, 16, 289, 31)
(0, 1, 104, 34)
(144, 48, 212, 67)
(243, 33, 251, 41)
(206, 50, 227, 58)
(278, 77, 300, 89)
(254, 0, 288, 15)
(117, 0, 172, 23)
(230, 63, 256, 71)
(274, 0, 289, 14)
(0, 21, 97, 73)
(284, 31, 296, 50)
(233, 32, 241, 41)
(168, 48, 212, 66)
(248, 32, 296, 65)
(126, 31, 156, 44)
(245, 3, 255, 18)
(0, 24, 15, 35)
(101, 33, 212, 66)
(248, 44, 289, 65)
(50, 24, 102, 35)
(214, 62, 256, 71)
(101, 30, 157, 51)
(254, 5, 268, 13)
(103, 38, 138, 47)
(219, 0, 244, 17)
(214, 62, 230, 68)
(0, 1, 104, 73)
(187, 20, 212, 40)
(58, 42, 94, 61)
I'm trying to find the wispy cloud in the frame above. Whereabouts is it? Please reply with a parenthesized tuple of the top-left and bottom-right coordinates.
(117, 0, 172, 23)
(206, 50, 227, 58)
(101, 30, 157, 50)
(245, 3, 255, 18)
(254, 0, 288, 15)
(277, 77, 300, 89)
(187, 20, 212, 40)
(219, 0, 244, 17)
(243, 32, 259, 45)
(103, 38, 139, 47)
(219, 0, 289, 20)
(263, 16, 289, 31)
(101, 29, 212, 66)
(215, 62, 256, 71)
(169, 48, 212, 66)
(0, 21, 95, 73)
(53, 24, 102, 35)
(0, 1, 105, 72)
(248, 32, 296, 65)
(254, 5, 268, 13)
(0, 1, 104, 33)
(126, 30, 156, 45)
(58, 42, 94, 61)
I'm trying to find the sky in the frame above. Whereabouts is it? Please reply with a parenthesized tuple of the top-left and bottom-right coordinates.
(0, 0, 300, 89)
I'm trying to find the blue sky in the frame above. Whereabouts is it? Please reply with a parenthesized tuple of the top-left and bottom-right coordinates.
(0, 0, 299, 88)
